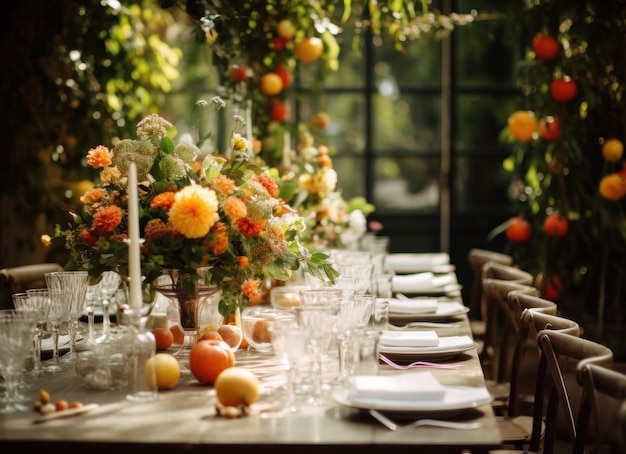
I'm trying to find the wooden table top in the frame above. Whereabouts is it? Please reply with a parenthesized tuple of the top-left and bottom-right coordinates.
(0, 299, 501, 454)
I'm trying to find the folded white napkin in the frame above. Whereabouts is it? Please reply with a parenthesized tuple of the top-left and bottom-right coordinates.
(379, 330, 439, 347)
(392, 272, 455, 294)
(386, 253, 450, 274)
(379, 335, 475, 354)
(387, 297, 438, 314)
(348, 371, 446, 402)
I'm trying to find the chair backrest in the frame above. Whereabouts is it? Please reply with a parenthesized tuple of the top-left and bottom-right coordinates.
(573, 363, 626, 454)
(507, 310, 580, 446)
(0, 263, 64, 309)
(482, 276, 539, 381)
(537, 329, 614, 454)
(467, 248, 513, 321)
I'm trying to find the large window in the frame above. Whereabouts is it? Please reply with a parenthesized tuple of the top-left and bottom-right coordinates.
(295, 0, 522, 291)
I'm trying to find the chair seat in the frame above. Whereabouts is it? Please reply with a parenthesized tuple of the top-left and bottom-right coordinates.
(497, 415, 542, 447)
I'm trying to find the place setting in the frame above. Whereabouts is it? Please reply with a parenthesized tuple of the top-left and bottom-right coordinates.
(391, 271, 463, 297)
(383, 295, 469, 324)
(377, 329, 476, 362)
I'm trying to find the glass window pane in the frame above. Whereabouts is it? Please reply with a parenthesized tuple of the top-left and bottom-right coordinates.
(374, 38, 442, 86)
(455, 94, 521, 151)
(454, 156, 511, 212)
(373, 157, 440, 211)
(373, 94, 440, 152)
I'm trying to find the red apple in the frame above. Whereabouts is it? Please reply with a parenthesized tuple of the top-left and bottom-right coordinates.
(550, 76, 578, 102)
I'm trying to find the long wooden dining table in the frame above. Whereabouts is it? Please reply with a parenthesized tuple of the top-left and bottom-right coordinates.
(0, 278, 502, 454)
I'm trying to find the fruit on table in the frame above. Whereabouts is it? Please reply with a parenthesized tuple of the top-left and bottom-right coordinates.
(145, 352, 180, 390)
(170, 325, 185, 345)
(151, 328, 174, 351)
(218, 324, 243, 351)
(214, 367, 260, 407)
(189, 339, 234, 385)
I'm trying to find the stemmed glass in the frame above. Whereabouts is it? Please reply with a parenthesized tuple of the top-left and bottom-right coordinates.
(92, 271, 122, 343)
(44, 271, 89, 364)
(294, 303, 340, 406)
(0, 309, 37, 413)
(13, 291, 51, 377)
(37, 288, 72, 373)
(268, 319, 310, 415)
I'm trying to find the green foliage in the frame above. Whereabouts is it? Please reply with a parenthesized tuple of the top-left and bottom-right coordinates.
(500, 1, 626, 359)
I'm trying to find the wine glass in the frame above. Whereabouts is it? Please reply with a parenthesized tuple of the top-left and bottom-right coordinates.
(93, 271, 122, 343)
(35, 288, 72, 373)
(294, 303, 340, 406)
(13, 291, 51, 377)
(0, 309, 37, 413)
(268, 319, 310, 415)
(44, 271, 89, 364)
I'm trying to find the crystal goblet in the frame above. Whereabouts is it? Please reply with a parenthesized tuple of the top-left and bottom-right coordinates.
(13, 291, 51, 376)
(44, 271, 89, 364)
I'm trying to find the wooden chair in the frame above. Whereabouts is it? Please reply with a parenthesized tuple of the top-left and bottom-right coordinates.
(0, 263, 64, 309)
(573, 363, 626, 453)
(537, 329, 614, 454)
(467, 249, 513, 341)
(481, 261, 536, 371)
(491, 310, 580, 453)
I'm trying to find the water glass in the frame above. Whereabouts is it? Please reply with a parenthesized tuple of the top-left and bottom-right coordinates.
(338, 328, 381, 382)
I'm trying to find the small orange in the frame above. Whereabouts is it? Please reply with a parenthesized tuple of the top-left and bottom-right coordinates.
(198, 330, 224, 342)
(170, 325, 185, 345)
(602, 139, 624, 162)
(189, 339, 234, 385)
(507, 111, 537, 143)
(294, 37, 324, 63)
(599, 173, 626, 201)
(260, 73, 283, 96)
(151, 328, 174, 351)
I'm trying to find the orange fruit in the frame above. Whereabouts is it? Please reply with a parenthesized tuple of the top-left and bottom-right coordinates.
(252, 319, 273, 344)
(294, 37, 324, 63)
(214, 367, 260, 407)
(189, 339, 234, 385)
(599, 174, 626, 201)
(151, 328, 174, 351)
(198, 330, 224, 342)
(602, 139, 624, 162)
(310, 111, 330, 130)
(145, 353, 180, 390)
(218, 324, 243, 351)
(260, 73, 283, 96)
(507, 111, 537, 143)
(505, 217, 532, 243)
(543, 213, 569, 237)
(170, 325, 185, 345)
(276, 19, 296, 40)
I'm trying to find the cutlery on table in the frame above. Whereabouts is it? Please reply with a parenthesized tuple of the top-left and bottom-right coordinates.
(379, 354, 461, 370)
(388, 322, 460, 330)
(369, 409, 480, 431)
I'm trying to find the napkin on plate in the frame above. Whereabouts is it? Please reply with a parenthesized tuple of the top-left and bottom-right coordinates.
(379, 335, 475, 353)
(392, 272, 455, 294)
(386, 253, 450, 274)
(348, 371, 446, 402)
(379, 330, 439, 347)
(387, 297, 438, 314)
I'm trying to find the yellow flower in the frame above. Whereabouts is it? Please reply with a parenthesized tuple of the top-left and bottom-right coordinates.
(168, 184, 219, 238)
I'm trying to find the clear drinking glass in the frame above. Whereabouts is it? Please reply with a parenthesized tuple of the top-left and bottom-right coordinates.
(0, 309, 37, 413)
(34, 288, 72, 373)
(44, 271, 89, 364)
(268, 319, 309, 415)
(13, 291, 51, 376)
(294, 303, 340, 406)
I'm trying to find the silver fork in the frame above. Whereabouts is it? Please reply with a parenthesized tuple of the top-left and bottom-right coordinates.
(388, 322, 460, 329)
(369, 409, 481, 431)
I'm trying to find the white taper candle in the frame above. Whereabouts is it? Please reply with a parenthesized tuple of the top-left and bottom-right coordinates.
(127, 161, 142, 312)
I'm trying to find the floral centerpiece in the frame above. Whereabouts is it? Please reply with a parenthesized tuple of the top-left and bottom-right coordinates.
(53, 98, 337, 319)
(273, 126, 376, 251)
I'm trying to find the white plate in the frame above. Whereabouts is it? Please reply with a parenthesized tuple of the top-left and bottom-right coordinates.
(389, 301, 469, 323)
(332, 385, 492, 417)
(386, 253, 450, 274)
(379, 335, 477, 361)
